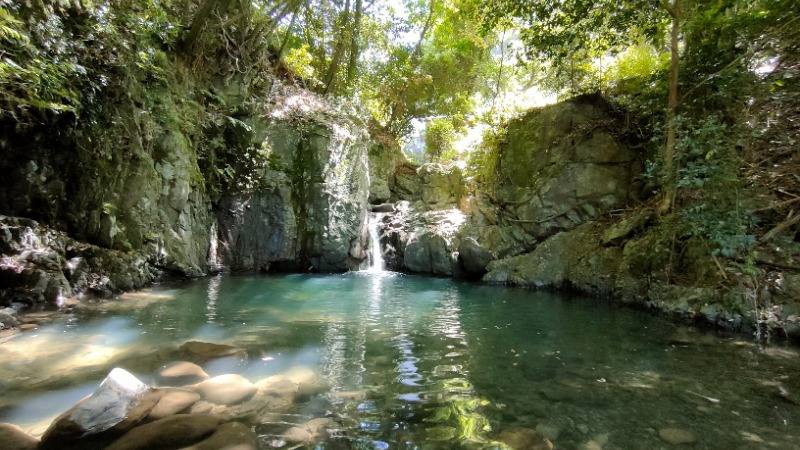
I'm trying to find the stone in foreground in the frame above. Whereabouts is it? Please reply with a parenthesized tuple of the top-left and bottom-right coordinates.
(183, 421, 257, 450)
(104, 414, 222, 450)
(158, 360, 210, 385)
(148, 388, 202, 419)
(0, 422, 39, 450)
(195, 374, 258, 405)
(39, 368, 161, 450)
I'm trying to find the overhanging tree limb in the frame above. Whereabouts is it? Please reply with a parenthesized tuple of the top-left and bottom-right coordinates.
(345, 0, 364, 92)
(181, 0, 233, 52)
(322, 0, 352, 95)
(658, 0, 681, 215)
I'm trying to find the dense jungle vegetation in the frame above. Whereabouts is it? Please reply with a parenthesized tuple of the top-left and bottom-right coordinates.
(1, 0, 799, 309)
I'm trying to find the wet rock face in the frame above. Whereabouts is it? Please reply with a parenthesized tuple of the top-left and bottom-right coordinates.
(367, 138, 408, 204)
(214, 122, 370, 273)
(299, 126, 371, 271)
(488, 94, 641, 242)
(214, 181, 297, 272)
(390, 163, 465, 208)
(0, 215, 158, 306)
(380, 203, 464, 276)
(0, 113, 213, 278)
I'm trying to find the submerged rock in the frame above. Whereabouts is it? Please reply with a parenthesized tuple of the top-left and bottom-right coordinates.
(0, 423, 39, 450)
(282, 366, 329, 397)
(195, 374, 258, 405)
(658, 428, 696, 445)
(284, 418, 333, 443)
(39, 368, 161, 450)
(103, 414, 222, 450)
(175, 341, 245, 363)
(183, 421, 257, 450)
(158, 361, 210, 385)
(497, 427, 553, 450)
(148, 389, 202, 419)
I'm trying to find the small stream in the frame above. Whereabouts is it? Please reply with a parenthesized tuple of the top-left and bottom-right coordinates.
(1, 273, 799, 449)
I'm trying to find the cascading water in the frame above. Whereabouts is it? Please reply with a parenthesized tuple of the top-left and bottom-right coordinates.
(367, 213, 385, 272)
(207, 222, 221, 272)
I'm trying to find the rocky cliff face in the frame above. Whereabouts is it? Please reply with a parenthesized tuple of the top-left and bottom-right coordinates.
(482, 94, 640, 246)
(0, 215, 158, 306)
(366, 95, 800, 339)
(0, 104, 213, 278)
(372, 162, 467, 275)
(0, 79, 371, 307)
(376, 94, 640, 278)
(215, 117, 370, 273)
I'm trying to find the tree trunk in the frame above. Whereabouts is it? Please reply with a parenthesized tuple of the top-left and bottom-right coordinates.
(182, 0, 233, 53)
(276, 6, 300, 60)
(345, 0, 364, 92)
(322, 0, 352, 95)
(490, 27, 506, 117)
(658, 0, 680, 215)
(263, 0, 303, 42)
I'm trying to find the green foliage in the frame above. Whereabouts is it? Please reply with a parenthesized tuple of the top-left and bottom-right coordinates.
(466, 124, 505, 187)
(605, 44, 670, 93)
(674, 115, 757, 257)
(358, 0, 495, 138)
(682, 204, 756, 257)
(0, 3, 87, 116)
(424, 118, 456, 161)
(479, 0, 668, 98)
(283, 44, 318, 84)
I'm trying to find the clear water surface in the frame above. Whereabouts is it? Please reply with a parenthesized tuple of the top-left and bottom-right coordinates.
(1, 272, 799, 449)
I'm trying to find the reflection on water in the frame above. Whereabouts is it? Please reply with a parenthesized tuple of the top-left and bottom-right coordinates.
(206, 274, 221, 323)
(1, 273, 800, 449)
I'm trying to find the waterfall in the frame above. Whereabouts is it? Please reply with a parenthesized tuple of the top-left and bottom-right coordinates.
(207, 221, 221, 272)
(367, 213, 384, 272)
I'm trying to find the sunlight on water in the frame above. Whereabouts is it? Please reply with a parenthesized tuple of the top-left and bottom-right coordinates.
(1, 273, 799, 449)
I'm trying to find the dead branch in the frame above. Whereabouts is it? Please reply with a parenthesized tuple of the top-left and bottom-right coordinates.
(759, 211, 800, 244)
(754, 197, 800, 213)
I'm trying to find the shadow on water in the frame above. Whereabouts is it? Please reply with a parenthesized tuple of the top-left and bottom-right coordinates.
(1, 272, 799, 449)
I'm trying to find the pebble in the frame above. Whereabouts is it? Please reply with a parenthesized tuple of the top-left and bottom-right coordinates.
(659, 428, 696, 445)
(148, 389, 201, 419)
(497, 427, 553, 450)
(536, 423, 561, 440)
(195, 374, 257, 405)
(159, 361, 209, 385)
